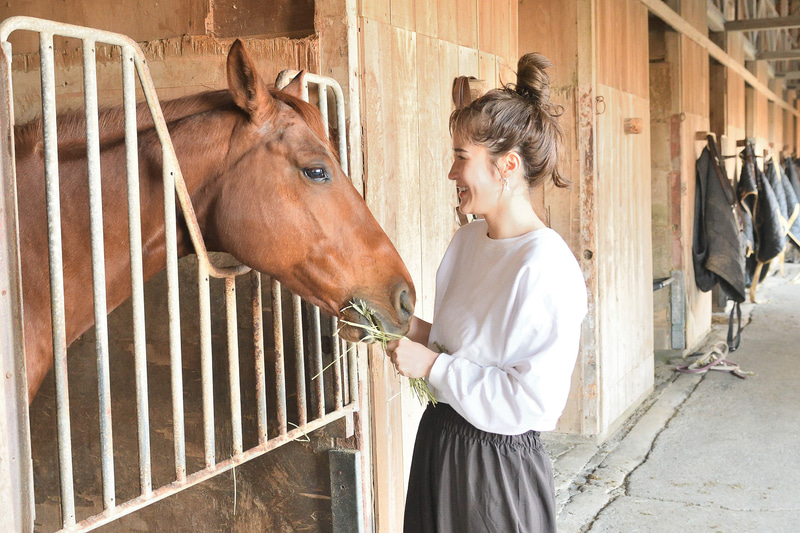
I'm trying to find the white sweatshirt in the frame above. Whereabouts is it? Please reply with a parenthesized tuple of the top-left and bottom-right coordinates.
(427, 220, 588, 434)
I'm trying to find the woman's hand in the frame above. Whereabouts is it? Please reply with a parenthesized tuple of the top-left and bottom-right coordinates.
(385, 338, 439, 379)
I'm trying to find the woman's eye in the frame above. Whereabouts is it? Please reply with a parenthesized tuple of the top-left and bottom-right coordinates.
(303, 167, 329, 182)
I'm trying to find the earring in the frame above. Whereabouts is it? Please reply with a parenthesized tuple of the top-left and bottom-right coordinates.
(501, 177, 509, 192)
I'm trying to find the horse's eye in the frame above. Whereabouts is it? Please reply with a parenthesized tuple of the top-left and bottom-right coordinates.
(303, 167, 329, 182)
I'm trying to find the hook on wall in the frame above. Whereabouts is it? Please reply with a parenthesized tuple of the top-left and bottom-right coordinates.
(595, 95, 605, 115)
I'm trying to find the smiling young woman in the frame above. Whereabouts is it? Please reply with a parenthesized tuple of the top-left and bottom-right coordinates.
(386, 53, 588, 533)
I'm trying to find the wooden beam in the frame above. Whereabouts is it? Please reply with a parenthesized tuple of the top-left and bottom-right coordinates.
(725, 15, 800, 32)
(637, 0, 799, 117)
(778, 71, 800, 80)
(758, 49, 800, 61)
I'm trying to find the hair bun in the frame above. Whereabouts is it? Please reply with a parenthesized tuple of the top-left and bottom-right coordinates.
(515, 53, 553, 105)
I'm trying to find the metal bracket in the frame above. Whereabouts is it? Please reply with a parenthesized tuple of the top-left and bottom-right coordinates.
(329, 448, 364, 533)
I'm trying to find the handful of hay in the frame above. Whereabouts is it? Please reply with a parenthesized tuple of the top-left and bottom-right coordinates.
(341, 299, 437, 406)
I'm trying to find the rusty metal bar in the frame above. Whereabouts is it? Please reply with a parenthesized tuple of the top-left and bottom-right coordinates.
(198, 261, 215, 468)
(251, 271, 267, 445)
(331, 317, 343, 411)
(63, 405, 357, 533)
(318, 84, 329, 131)
(341, 337, 350, 406)
(293, 294, 307, 426)
(310, 305, 325, 419)
(272, 280, 287, 435)
(0, 38, 34, 533)
(39, 31, 76, 529)
(348, 343, 359, 406)
(163, 159, 186, 481)
(82, 38, 115, 511)
(121, 45, 151, 496)
(225, 277, 243, 457)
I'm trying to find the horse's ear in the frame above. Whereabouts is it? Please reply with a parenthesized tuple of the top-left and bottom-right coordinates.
(227, 39, 274, 124)
(279, 70, 306, 100)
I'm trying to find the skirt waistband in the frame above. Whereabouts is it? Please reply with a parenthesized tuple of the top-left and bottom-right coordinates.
(423, 402, 542, 451)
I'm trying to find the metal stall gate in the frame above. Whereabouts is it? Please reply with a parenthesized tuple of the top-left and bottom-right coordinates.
(0, 16, 360, 532)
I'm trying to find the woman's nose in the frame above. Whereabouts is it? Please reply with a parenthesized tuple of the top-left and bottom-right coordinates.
(448, 164, 457, 180)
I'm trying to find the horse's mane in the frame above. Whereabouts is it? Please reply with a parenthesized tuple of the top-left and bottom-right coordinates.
(14, 86, 333, 156)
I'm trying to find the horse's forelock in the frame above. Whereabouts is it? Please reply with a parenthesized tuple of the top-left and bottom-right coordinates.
(271, 90, 337, 157)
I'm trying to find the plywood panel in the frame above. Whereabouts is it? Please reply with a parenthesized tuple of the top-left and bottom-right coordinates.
(508, 0, 518, 62)
(0, 0, 208, 54)
(494, 0, 511, 64)
(391, 0, 417, 31)
(456, 0, 479, 49)
(360, 18, 405, 532)
(597, 0, 649, 98)
(214, 0, 315, 39)
(682, 36, 709, 117)
(520, 0, 578, 86)
(595, 84, 654, 430)
(437, 0, 458, 44)
(478, 51, 497, 89)
(458, 45, 480, 78)
(680, 0, 707, 33)
(478, 0, 495, 54)
(415, 0, 439, 38)
(363, 0, 391, 24)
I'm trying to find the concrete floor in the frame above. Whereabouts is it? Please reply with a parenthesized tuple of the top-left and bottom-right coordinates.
(545, 263, 800, 533)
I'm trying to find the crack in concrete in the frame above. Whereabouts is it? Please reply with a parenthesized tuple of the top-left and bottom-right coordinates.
(577, 374, 707, 532)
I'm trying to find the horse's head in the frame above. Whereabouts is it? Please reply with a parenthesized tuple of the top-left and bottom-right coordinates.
(204, 39, 414, 341)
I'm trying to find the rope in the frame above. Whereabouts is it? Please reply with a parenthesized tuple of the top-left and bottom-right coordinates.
(675, 341, 755, 379)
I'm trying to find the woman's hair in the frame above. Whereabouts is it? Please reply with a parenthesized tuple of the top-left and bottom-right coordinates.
(450, 53, 569, 189)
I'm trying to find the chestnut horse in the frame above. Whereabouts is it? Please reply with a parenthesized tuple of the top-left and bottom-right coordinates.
(16, 39, 414, 402)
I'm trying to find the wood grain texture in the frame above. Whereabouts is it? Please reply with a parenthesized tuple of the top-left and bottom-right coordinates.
(456, 0, 478, 48)
(437, 0, 459, 44)
(595, 85, 655, 429)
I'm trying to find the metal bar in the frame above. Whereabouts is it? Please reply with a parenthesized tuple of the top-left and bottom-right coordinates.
(725, 14, 800, 32)
(198, 261, 215, 468)
(121, 45, 151, 496)
(251, 271, 268, 445)
(331, 317, 343, 411)
(293, 294, 307, 426)
(0, 39, 34, 533)
(83, 38, 115, 511)
(348, 343, 359, 406)
(311, 305, 325, 419)
(39, 31, 76, 529)
(341, 337, 350, 406)
(225, 276, 243, 457)
(329, 449, 365, 533)
(272, 280, 287, 434)
(318, 84, 329, 133)
(757, 49, 800, 61)
(162, 155, 186, 481)
(62, 406, 358, 533)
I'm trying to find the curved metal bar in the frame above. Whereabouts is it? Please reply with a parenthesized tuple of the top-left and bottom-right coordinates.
(0, 16, 250, 280)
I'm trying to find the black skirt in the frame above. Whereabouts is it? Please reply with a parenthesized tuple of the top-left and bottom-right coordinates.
(403, 403, 556, 533)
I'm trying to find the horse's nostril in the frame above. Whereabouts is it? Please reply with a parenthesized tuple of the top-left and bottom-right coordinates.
(398, 288, 414, 319)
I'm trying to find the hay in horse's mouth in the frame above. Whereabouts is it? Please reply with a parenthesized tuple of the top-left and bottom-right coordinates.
(339, 299, 436, 406)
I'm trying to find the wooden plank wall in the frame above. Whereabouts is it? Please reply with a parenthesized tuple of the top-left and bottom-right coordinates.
(520, 0, 590, 434)
(595, 0, 655, 436)
(680, 34, 712, 350)
(358, 1, 517, 530)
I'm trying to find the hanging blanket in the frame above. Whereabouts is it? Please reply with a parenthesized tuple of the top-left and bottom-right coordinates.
(779, 163, 800, 249)
(737, 144, 786, 300)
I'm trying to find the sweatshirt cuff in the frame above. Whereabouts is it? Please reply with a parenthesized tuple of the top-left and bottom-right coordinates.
(428, 351, 454, 391)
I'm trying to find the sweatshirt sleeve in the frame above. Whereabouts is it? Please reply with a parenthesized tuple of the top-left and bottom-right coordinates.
(427, 265, 587, 434)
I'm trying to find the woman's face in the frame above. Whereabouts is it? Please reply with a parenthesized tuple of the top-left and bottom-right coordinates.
(448, 135, 501, 217)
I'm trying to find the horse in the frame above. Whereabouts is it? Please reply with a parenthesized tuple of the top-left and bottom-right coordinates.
(15, 39, 415, 403)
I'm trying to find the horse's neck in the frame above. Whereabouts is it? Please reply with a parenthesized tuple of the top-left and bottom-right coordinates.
(137, 105, 234, 270)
